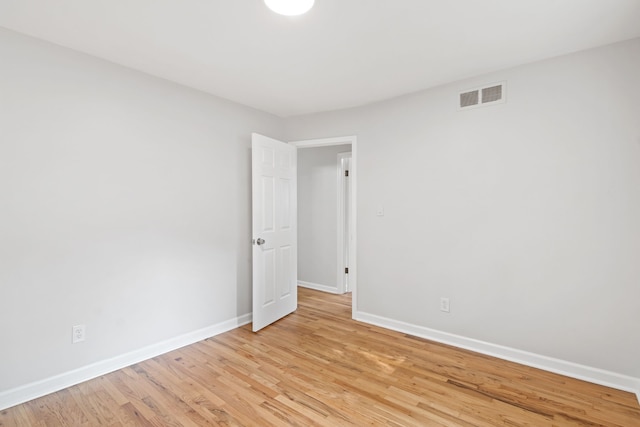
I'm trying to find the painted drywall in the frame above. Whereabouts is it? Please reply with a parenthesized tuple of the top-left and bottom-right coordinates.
(298, 145, 351, 290)
(285, 38, 640, 380)
(0, 28, 283, 393)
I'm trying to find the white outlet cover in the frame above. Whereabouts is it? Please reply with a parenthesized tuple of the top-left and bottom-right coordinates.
(440, 297, 450, 313)
(72, 325, 86, 343)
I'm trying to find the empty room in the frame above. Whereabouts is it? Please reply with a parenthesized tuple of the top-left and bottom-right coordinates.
(1, 0, 640, 426)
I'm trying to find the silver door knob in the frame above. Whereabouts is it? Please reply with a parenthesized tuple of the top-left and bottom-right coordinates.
(255, 238, 266, 246)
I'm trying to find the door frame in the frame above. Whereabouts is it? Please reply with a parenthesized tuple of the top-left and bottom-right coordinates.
(289, 136, 358, 319)
(336, 151, 352, 294)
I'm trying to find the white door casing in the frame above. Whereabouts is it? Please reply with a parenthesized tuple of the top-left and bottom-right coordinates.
(337, 152, 352, 293)
(251, 133, 298, 332)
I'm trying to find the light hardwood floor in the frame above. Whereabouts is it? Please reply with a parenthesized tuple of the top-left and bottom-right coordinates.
(2, 288, 639, 426)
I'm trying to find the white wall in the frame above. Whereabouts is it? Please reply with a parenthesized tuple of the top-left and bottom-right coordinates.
(285, 38, 640, 385)
(0, 28, 283, 397)
(298, 145, 351, 291)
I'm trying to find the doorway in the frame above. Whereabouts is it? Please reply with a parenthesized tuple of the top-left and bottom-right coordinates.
(290, 136, 357, 318)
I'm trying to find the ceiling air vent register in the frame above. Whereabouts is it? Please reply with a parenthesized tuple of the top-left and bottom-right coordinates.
(459, 82, 506, 110)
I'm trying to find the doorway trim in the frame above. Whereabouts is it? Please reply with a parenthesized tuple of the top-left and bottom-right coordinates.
(289, 136, 358, 319)
(336, 151, 351, 294)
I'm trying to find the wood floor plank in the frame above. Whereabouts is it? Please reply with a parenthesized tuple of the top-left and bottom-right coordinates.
(2, 287, 639, 426)
(0, 405, 30, 427)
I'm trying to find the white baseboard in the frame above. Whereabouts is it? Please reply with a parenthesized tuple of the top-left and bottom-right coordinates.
(298, 280, 341, 294)
(354, 311, 640, 405)
(0, 313, 252, 411)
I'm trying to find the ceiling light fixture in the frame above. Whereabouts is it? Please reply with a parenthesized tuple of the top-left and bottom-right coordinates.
(264, 0, 315, 16)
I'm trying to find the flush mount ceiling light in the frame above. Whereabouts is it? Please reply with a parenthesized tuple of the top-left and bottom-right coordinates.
(264, 0, 315, 16)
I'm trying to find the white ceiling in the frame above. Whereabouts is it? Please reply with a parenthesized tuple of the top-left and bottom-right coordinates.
(1, 0, 640, 117)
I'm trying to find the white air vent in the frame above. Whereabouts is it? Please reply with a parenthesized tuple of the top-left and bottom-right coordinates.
(459, 82, 506, 110)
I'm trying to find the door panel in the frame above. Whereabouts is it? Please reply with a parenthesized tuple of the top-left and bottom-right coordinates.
(252, 133, 297, 331)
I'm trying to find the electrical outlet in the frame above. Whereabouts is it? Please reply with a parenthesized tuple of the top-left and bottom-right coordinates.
(72, 325, 86, 343)
(440, 297, 450, 313)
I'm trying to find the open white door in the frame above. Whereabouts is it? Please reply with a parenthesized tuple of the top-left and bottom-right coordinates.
(251, 133, 297, 332)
